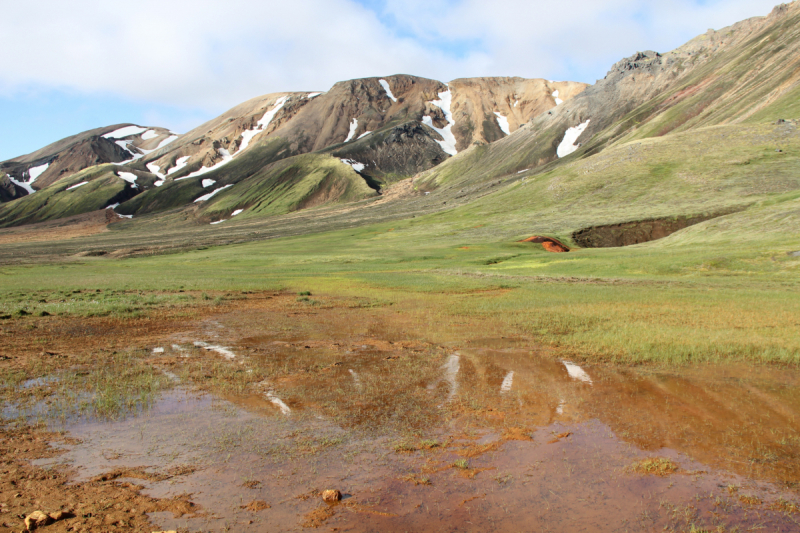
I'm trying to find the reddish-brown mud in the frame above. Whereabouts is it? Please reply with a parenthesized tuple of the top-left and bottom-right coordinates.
(2, 294, 799, 531)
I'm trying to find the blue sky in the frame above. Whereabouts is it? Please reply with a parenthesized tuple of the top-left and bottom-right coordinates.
(0, 0, 782, 160)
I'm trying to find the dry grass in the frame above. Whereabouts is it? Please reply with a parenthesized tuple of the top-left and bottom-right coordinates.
(630, 457, 679, 476)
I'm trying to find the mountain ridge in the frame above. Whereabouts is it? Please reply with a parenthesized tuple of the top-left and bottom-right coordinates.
(1, 3, 798, 235)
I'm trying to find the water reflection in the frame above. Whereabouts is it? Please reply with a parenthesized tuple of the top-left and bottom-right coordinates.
(14, 317, 800, 532)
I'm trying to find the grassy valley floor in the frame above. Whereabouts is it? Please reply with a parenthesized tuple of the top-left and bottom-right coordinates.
(1, 120, 799, 531)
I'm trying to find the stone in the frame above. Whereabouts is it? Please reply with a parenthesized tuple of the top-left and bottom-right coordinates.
(322, 489, 341, 503)
(48, 510, 69, 521)
(24, 510, 52, 531)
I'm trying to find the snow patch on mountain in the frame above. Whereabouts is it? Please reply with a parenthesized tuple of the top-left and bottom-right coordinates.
(7, 163, 48, 194)
(238, 96, 289, 154)
(557, 119, 590, 158)
(422, 88, 458, 156)
(6, 176, 31, 194)
(231, 209, 244, 216)
(156, 135, 179, 150)
(106, 203, 131, 219)
(66, 181, 88, 191)
(494, 112, 510, 135)
(29, 163, 49, 181)
(103, 126, 148, 139)
(345, 118, 358, 142)
(307, 92, 322, 99)
(552, 90, 563, 106)
(194, 183, 233, 203)
(117, 171, 138, 188)
(340, 158, 365, 172)
(178, 148, 232, 180)
(379, 79, 397, 102)
(112, 139, 144, 164)
(167, 156, 190, 176)
(357, 131, 372, 139)
(146, 163, 165, 178)
(141, 129, 159, 140)
(7, 175, 35, 194)
(202, 179, 216, 188)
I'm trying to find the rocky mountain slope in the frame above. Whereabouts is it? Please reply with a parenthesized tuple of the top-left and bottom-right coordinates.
(0, 74, 586, 226)
(417, 2, 800, 190)
(0, 125, 176, 202)
(1, 2, 798, 234)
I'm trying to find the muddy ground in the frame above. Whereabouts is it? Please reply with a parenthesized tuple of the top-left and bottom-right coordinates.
(1, 293, 799, 532)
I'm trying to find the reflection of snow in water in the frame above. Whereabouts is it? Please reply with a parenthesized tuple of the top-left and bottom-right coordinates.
(500, 371, 514, 393)
(427, 354, 460, 405)
(162, 370, 180, 383)
(443, 354, 460, 403)
(349, 369, 362, 390)
(266, 392, 291, 415)
(256, 380, 291, 415)
(171, 344, 190, 358)
(193, 341, 236, 360)
(556, 399, 566, 415)
(563, 361, 592, 384)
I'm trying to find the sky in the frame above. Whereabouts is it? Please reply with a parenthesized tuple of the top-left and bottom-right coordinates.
(0, 0, 784, 160)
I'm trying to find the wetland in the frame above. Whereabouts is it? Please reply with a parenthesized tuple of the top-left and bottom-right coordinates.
(2, 293, 799, 532)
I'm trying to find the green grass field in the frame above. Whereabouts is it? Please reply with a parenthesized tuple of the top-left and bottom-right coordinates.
(2, 121, 799, 367)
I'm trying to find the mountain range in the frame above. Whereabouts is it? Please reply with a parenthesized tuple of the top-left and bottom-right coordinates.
(1, 2, 799, 256)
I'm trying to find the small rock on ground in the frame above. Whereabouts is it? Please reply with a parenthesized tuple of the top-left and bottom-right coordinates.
(322, 489, 342, 502)
(24, 511, 52, 531)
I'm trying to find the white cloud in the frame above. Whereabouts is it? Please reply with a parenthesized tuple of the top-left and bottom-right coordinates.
(0, 0, 784, 115)
(380, 0, 783, 81)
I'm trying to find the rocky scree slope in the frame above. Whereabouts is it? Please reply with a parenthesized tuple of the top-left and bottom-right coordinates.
(0, 125, 175, 202)
(416, 2, 800, 191)
(0, 74, 584, 226)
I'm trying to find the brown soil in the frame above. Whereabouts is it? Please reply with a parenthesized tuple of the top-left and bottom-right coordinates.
(571, 209, 743, 248)
(301, 504, 336, 528)
(520, 235, 570, 252)
(0, 294, 253, 374)
(547, 431, 573, 444)
(0, 210, 113, 245)
(0, 426, 200, 533)
(2, 292, 800, 531)
(241, 500, 270, 512)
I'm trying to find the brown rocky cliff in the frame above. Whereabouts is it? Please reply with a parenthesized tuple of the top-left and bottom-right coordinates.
(449, 77, 588, 149)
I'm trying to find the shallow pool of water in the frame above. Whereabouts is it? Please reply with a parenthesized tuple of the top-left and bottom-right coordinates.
(27, 328, 800, 532)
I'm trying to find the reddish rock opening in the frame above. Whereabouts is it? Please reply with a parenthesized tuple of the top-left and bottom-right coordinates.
(520, 236, 570, 253)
